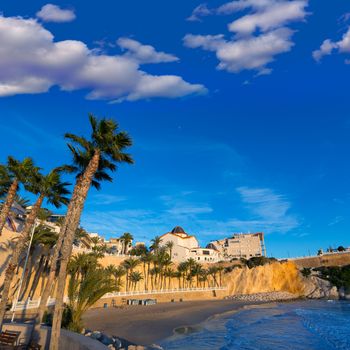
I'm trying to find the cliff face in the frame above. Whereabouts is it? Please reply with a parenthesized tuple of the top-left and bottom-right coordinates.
(224, 262, 306, 296)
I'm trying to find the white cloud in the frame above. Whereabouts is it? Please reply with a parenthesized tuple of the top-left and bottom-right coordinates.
(185, 28, 295, 73)
(187, 4, 211, 22)
(91, 194, 127, 205)
(185, 0, 308, 74)
(81, 184, 300, 244)
(36, 4, 76, 23)
(313, 27, 350, 62)
(234, 186, 300, 233)
(117, 38, 179, 64)
(0, 15, 206, 101)
(227, 1, 307, 35)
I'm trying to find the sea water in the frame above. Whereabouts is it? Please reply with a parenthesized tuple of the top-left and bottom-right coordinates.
(159, 300, 350, 350)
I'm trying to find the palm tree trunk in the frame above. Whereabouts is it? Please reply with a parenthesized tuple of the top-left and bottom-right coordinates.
(34, 177, 83, 334)
(29, 255, 45, 298)
(0, 193, 44, 329)
(0, 179, 19, 235)
(49, 151, 100, 350)
(143, 263, 146, 290)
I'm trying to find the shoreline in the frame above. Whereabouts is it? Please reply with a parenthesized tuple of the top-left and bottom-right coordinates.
(83, 297, 305, 347)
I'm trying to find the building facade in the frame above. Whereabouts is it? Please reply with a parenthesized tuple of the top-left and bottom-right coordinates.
(105, 237, 133, 255)
(160, 226, 222, 263)
(207, 232, 266, 261)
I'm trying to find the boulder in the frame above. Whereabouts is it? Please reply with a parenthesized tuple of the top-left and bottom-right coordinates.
(303, 276, 339, 299)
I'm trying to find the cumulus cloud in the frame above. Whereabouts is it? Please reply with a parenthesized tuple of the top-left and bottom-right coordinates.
(313, 27, 350, 62)
(36, 4, 76, 23)
(185, 28, 295, 73)
(185, 0, 308, 74)
(0, 15, 206, 101)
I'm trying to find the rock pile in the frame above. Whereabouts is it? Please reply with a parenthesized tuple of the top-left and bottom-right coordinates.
(83, 330, 140, 350)
(225, 291, 299, 302)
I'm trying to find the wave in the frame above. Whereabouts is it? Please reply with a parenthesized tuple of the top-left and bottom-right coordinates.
(159, 301, 350, 350)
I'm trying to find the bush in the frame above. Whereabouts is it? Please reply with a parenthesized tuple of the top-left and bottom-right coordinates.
(62, 305, 73, 329)
(301, 268, 312, 277)
(41, 306, 72, 329)
(315, 265, 350, 292)
(245, 256, 277, 269)
(42, 311, 53, 325)
(224, 265, 241, 273)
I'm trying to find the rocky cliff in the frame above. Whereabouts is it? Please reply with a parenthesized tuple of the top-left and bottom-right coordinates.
(224, 261, 305, 296)
(223, 261, 343, 300)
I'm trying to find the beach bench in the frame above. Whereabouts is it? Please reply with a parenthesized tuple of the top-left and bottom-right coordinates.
(0, 330, 26, 349)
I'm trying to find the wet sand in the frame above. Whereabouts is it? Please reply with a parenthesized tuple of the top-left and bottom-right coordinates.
(83, 299, 250, 346)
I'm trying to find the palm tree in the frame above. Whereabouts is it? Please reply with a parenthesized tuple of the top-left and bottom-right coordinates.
(186, 258, 197, 288)
(0, 165, 12, 198)
(23, 225, 58, 299)
(216, 265, 224, 287)
(67, 254, 118, 332)
(165, 241, 174, 260)
(29, 225, 58, 296)
(140, 252, 152, 290)
(129, 271, 143, 291)
(120, 232, 133, 255)
(73, 227, 91, 248)
(38, 115, 133, 350)
(122, 257, 140, 291)
(0, 194, 30, 210)
(0, 157, 38, 235)
(36, 208, 53, 223)
(163, 267, 174, 289)
(0, 169, 69, 328)
(191, 262, 204, 288)
(150, 236, 162, 254)
(105, 265, 125, 289)
(207, 266, 219, 287)
(177, 262, 188, 289)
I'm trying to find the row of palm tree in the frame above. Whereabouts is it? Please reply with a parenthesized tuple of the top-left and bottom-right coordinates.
(104, 252, 225, 292)
(0, 115, 133, 350)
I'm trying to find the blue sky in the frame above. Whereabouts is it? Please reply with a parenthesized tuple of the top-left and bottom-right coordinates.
(1, 0, 350, 258)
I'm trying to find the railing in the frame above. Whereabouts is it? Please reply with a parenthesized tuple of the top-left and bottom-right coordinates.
(10, 286, 227, 311)
(11, 296, 68, 311)
(102, 286, 227, 298)
(287, 250, 350, 261)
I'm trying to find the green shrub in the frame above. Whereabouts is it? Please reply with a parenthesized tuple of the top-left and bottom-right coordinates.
(62, 305, 73, 329)
(246, 256, 277, 269)
(301, 268, 312, 277)
(315, 265, 350, 292)
(42, 311, 53, 325)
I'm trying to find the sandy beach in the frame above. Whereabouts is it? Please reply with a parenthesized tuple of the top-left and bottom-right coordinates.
(83, 299, 251, 346)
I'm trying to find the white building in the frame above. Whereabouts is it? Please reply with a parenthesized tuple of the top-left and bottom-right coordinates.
(207, 232, 266, 260)
(160, 226, 221, 263)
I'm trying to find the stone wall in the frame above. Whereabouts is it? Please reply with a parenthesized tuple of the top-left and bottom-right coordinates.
(291, 253, 350, 269)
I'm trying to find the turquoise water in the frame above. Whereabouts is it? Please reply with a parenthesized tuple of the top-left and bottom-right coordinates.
(159, 300, 350, 350)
